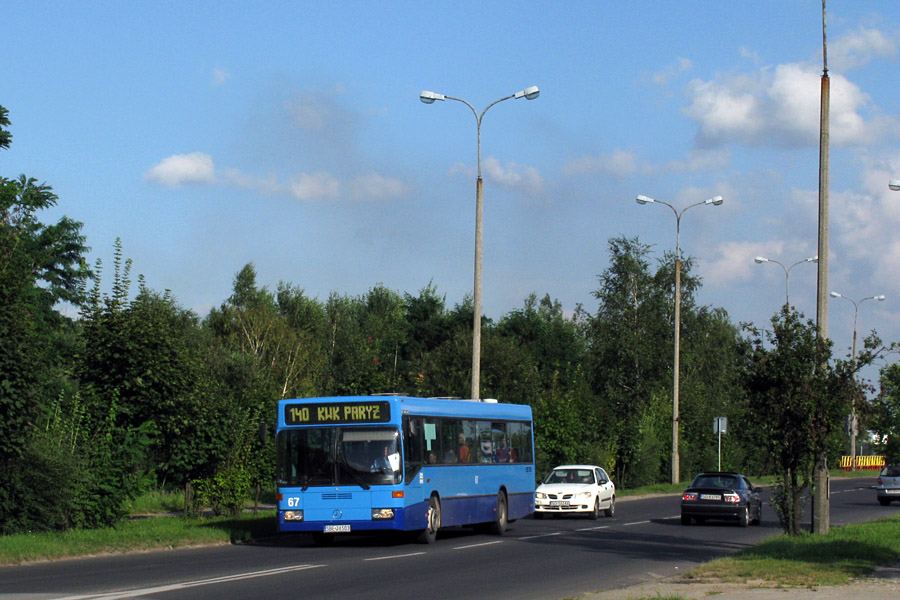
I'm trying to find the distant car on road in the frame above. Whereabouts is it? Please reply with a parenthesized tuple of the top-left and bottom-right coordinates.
(876, 465, 900, 505)
(534, 465, 615, 519)
(681, 471, 761, 527)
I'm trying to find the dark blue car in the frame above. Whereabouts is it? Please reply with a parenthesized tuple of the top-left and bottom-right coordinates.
(680, 471, 761, 527)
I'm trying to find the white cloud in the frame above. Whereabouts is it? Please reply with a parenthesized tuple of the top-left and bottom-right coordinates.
(448, 158, 544, 196)
(144, 152, 216, 187)
(662, 148, 732, 174)
(481, 157, 544, 196)
(347, 173, 409, 201)
(560, 148, 730, 179)
(705, 240, 818, 288)
(652, 57, 692, 86)
(683, 28, 900, 150)
(829, 27, 898, 72)
(561, 150, 639, 179)
(212, 68, 231, 86)
(831, 153, 900, 284)
(289, 172, 340, 200)
(222, 169, 282, 194)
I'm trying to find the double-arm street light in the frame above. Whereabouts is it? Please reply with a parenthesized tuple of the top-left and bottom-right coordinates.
(830, 291, 886, 470)
(753, 255, 818, 306)
(420, 86, 540, 400)
(636, 194, 724, 484)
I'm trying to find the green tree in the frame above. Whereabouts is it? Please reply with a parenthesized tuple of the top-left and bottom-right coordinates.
(0, 106, 91, 531)
(587, 237, 674, 487)
(741, 307, 862, 535)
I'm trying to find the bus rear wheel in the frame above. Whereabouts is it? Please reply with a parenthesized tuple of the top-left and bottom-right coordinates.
(488, 491, 508, 535)
(417, 495, 441, 544)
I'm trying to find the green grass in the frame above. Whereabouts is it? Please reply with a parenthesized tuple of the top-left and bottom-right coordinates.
(687, 515, 900, 587)
(123, 487, 187, 514)
(0, 512, 277, 565)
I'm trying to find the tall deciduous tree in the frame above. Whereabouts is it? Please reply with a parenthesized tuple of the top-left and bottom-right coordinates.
(0, 106, 91, 460)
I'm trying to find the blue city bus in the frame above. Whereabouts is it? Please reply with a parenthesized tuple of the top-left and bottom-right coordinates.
(275, 395, 534, 544)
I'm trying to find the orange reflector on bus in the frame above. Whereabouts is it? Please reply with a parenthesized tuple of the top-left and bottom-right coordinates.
(392, 491, 404, 498)
(276, 493, 283, 501)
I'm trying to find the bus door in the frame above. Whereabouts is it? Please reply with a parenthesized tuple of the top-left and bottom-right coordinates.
(402, 415, 427, 528)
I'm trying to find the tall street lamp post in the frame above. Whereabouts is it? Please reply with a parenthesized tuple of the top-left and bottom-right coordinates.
(636, 194, 723, 484)
(754, 255, 818, 306)
(829, 291, 885, 470)
(420, 86, 540, 400)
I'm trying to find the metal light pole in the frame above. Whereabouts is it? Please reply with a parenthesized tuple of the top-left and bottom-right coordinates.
(636, 194, 723, 484)
(829, 291, 885, 470)
(754, 255, 818, 306)
(420, 86, 540, 400)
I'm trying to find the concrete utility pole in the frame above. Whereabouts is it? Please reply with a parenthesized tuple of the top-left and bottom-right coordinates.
(812, 0, 830, 536)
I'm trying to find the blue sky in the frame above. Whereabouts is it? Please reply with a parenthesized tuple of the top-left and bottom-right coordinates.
(4, 1, 900, 378)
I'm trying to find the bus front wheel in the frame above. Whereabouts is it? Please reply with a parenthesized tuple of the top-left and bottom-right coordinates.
(417, 495, 441, 544)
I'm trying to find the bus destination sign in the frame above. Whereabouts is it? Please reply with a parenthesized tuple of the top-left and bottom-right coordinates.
(284, 401, 391, 425)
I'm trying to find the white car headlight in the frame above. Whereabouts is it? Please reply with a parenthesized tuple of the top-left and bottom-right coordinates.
(575, 491, 593, 500)
(535, 492, 547, 499)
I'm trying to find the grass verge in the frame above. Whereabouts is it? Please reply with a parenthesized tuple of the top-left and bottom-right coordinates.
(686, 515, 900, 587)
(0, 512, 277, 566)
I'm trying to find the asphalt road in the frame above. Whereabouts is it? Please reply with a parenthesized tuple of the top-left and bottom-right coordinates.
(0, 477, 892, 600)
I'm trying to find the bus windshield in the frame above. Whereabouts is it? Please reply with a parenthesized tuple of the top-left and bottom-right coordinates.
(277, 426, 402, 488)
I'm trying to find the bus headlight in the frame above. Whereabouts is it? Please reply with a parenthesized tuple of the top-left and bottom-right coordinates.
(284, 510, 304, 521)
(372, 508, 395, 520)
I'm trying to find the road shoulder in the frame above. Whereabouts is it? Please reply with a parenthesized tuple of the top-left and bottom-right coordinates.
(580, 563, 900, 600)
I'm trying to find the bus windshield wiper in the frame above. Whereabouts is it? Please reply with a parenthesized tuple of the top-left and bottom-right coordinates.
(338, 455, 371, 490)
(302, 459, 334, 491)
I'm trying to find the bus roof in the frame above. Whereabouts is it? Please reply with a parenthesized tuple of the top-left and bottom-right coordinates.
(277, 395, 532, 429)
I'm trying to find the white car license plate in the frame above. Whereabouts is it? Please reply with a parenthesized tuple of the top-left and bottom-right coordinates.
(549, 501, 569, 507)
(700, 494, 722, 500)
(324, 524, 351, 533)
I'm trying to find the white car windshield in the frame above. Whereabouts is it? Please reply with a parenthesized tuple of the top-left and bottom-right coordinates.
(544, 469, 594, 484)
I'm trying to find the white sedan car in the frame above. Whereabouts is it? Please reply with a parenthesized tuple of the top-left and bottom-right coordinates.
(534, 464, 615, 519)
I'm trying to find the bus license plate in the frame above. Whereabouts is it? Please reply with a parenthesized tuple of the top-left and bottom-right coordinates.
(324, 525, 351, 533)
(550, 501, 569, 507)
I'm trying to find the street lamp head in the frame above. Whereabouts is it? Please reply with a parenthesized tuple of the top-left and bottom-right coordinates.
(419, 90, 446, 104)
(890, 179, 900, 191)
(515, 86, 540, 100)
(754, 256, 769, 264)
(707, 195, 724, 206)
(876, 295, 886, 301)
(809, 256, 819, 263)
(830, 291, 843, 299)
(636, 194, 654, 205)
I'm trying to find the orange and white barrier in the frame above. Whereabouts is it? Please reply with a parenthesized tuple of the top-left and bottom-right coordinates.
(839, 455, 885, 471)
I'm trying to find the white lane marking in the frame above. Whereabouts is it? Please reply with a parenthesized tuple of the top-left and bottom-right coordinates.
(453, 540, 504, 550)
(623, 520, 651, 526)
(518, 532, 562, 540)
(50, 564, 326, 600)
(576, 525, 610, 531)
(364, 552, 426, 561)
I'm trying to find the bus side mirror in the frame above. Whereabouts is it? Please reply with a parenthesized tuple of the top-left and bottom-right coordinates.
(258, 422, 268, 444)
